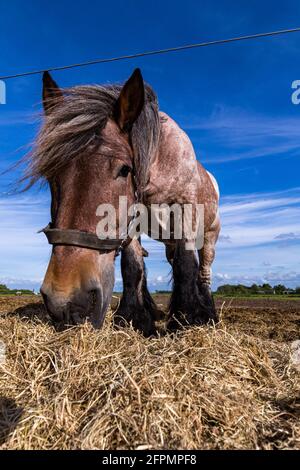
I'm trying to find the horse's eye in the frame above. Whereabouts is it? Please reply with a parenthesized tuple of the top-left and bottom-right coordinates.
(118, 165, 131, 178)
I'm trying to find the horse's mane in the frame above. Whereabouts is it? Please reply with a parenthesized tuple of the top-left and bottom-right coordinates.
(22, 82, 160, 195)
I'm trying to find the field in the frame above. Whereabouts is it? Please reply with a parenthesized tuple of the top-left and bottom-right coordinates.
(0, 294, 299, 450)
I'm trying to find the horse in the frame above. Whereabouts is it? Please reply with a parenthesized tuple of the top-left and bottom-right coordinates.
(24, 68, 220, 335)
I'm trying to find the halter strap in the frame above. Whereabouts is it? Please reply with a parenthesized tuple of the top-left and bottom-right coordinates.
(38, 198, 139, 254)
(39, 224, 126, 252)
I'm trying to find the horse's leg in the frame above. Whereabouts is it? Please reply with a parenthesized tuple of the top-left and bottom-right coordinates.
(165, 243, 175, 265)
(166, 237, 218, 331)
(113, 238, 157, 337)
(198, 216, 220, 319)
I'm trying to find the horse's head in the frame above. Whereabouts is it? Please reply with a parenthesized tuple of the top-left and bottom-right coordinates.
(34, 69, 156, 328)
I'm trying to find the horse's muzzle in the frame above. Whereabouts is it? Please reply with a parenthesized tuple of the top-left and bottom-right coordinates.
(40, 285, 104, 329)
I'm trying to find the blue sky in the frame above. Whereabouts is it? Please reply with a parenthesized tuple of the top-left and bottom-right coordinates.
(0, 0, 300, 291)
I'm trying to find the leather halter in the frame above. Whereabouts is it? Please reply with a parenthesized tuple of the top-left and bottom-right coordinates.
(39, 203, 138, 254)
(39, 224, 128, 253)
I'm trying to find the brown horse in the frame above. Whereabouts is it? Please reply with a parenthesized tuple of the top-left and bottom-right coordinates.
(25, 69, 220, 335)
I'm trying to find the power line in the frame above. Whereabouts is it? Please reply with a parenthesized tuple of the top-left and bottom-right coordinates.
(1, 27, 300, 81)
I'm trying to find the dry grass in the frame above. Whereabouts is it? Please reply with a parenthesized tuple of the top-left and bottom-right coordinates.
(0, 296, 299, 450)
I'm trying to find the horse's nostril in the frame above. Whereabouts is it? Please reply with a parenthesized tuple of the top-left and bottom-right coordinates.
(87, 289, 102, 315)
(86, 288, 104, 328)
(89, 289, 98, 309)
(40, 289, 64, 323)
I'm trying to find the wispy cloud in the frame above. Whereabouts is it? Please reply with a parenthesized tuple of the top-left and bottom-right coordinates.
(219, 234, 232, 243)
(182, 107, 300, 164)
(213, 270, 300, 288)
(220, 187, 300, 248)
(274, 232, 300, 241)
(0, 277, 42, 291)
(0, 192, 50, 280)
(211, 187, 300, 288)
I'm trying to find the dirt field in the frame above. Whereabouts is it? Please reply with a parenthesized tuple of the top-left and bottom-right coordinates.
(0, 294, 299, 449)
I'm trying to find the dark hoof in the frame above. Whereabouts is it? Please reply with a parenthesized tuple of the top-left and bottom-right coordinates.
(166, 314, 187, 332)
(167, 301, 218, 333)
(153, 308, 165, 321)
(198, 284, 217, 310)
(113, 307, 156, 337)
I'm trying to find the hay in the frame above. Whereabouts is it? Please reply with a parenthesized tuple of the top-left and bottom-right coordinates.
(0, 297, 299, 450)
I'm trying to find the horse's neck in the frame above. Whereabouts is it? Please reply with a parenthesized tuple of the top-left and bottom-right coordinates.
(144, 112, 201, 205)
(156, 111, 198, 164)
(146, 112, 219, 230)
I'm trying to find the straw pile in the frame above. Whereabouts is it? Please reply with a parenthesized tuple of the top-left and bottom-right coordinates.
(0, 296, 299, 449)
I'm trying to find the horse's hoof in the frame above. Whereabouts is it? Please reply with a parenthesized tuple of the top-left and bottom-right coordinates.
(166, 306, 218, 332)
(113, 308, 156, 338)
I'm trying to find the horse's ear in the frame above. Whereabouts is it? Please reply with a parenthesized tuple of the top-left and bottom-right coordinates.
(42, 71, 63, 115)
(115, 68, 145, 132)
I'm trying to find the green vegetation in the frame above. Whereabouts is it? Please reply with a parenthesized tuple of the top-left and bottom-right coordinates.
(0, 284, 34, 296)
(215, 283, 300, 297)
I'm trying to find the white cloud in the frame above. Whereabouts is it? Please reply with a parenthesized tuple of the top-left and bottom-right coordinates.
(0, 277, 42, 291)
(212, 270, 300, 289)
(219, 234, 232, 243)
(182, 108, 300, 164)
(274, 232, 300, 241)
(219, 187, 300, 248)
(0, 192, 51, 280)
